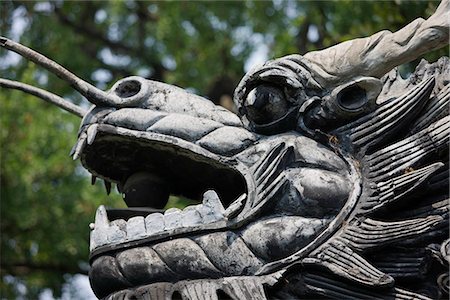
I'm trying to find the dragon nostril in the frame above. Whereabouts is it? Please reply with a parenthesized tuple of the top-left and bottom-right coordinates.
(114, 80, 142, 98)
(109, 76, 149, 107)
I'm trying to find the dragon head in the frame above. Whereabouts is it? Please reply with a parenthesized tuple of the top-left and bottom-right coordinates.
(1, 2, 449, 298)
(76, 73, 357, 298)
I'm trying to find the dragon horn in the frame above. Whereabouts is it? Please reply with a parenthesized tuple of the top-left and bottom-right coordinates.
(0, 37, 119, 107)
(303, 0, 449, 86)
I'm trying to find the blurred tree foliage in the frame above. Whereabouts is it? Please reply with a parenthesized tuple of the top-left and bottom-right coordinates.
(0, 0, 445, 298)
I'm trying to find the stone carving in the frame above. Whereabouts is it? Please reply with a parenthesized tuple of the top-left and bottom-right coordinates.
(1, 1, 449, 299)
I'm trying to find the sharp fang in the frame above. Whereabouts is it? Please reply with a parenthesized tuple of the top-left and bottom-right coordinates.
(86, 124, 98, 145)
(94, 205, 109, 228)
(202, 190, 225, 214)
(90, 205, 109, 251)
(69, 143, 76, 157)
(72, 133, 87, 160)
(104, 180, 112, 195)
(225, 193, 247, 218)
(91, 175, 97, 185)
(89, 223, 95, 230)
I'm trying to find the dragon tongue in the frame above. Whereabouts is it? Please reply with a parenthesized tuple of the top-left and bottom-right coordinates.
(202, 190, 225, 215)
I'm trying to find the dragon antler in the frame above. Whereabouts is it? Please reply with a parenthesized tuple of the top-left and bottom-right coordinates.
(303, 0, 449, 87)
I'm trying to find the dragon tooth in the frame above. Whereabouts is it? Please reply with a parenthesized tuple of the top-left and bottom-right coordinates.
(202, 190, 225, 215)
(94, 205, 109, 229)
(104, 180, 112, 195)
(198, 204, 223, 224)
(90, 229, 108, 251)
(181, 206, 203, 227)
(69, 143, 76, 157)
(72, 133, 87, 160)
(126, 216, 146, 239)
(164, 208, 182, 230)
(90, 205, 110, 251)
(165, 208, 181, 214)
(86, 124, 98, 145)
(106, 219, 127, 244)
(110, 219, 127, 231)
(89, 223, 95, 230)
(145, 213, 165, 235)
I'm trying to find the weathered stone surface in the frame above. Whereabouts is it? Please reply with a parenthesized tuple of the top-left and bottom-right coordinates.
(152, 238, 223, 279)
(126, 216, 146, 239)
(116, 247, 177, 285)
(148, 114, 223, 142)
(181, 206, 202, 227)
(144, 213, 164, 235)
(198, 126, 257, 155)
(2, 3, 448, 299)
(89, 256, 132, 298)
(194, 232, 264, 276)
(163, 208, 182, 230)
(104, 108, 166, 130)
(241, 216, 328, 261)
(106, 220, 126, 244)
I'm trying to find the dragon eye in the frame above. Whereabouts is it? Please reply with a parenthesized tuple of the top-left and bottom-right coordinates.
(244, 85, 289, 125)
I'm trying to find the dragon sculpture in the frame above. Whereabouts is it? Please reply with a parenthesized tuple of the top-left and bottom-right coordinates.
(1, 1, 449, 299)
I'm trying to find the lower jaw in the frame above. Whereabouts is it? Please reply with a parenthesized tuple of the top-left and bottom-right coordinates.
(89, 215, 330, 298)
(89, 230, 265, 298)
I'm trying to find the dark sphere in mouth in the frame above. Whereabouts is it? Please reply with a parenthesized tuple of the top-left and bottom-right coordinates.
(122, 172, 169, 209)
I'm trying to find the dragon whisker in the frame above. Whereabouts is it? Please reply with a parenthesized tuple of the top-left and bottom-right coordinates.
(0, 78, 87, 118)
(0, 36, 116, 107)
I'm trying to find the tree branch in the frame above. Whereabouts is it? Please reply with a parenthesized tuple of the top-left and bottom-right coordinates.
(53, 5, 134, 55)
(51, 4, 167, 81)
(296, 20, 310, 54)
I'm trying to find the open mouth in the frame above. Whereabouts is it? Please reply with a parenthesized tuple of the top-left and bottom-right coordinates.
(70, 96, 304, 299)
(83, 126, 247, 208)
(74, 121, 253, 257)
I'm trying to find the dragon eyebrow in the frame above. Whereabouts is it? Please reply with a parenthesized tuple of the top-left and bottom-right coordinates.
(0, 36, 116, 107)
(0, 78, 87, 118)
